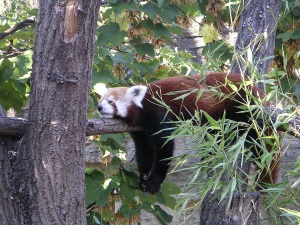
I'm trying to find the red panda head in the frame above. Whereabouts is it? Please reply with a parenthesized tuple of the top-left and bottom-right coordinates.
(98, 85, 147, 119)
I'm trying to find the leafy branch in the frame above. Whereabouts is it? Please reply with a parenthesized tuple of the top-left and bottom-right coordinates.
(0, 16, 35, 40)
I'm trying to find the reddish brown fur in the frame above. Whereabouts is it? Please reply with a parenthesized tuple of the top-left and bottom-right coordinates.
(143, 72, 262, 121)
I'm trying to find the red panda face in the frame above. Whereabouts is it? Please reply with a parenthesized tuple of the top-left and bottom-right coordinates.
(98, 85, 147, 119)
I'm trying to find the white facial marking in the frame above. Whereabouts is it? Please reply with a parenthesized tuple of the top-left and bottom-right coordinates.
(127, 85, 147, 108)
(98, 95, 115, 117)
(115, 100, 130, 118)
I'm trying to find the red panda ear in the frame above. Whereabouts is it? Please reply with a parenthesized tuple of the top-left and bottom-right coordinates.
(127, 85, 147, 108)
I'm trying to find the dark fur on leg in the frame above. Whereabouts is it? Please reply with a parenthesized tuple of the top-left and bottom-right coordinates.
(131, 115, 174, 194)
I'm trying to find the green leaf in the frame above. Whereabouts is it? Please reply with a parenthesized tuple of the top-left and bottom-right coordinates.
(291, 28, 300, 39)
(202, 41, 233, 63)
(87, 212, 105, 225)
(97, 23, 127, 46)
(134, 43, 155, 57)
(157, 0, 165, 7)
(109, 0, 137, 14)
(276, 31, 293, 42)
(142, 202, 172, 224)
(120, 181, 136, 204)
(119, 205, 139, 218)
(140, 2, 160, 20)
(142, 20, 171, 40)
(0, 58, 14, 81)
(203, 111, 220, 128)
(293, 82, 300, 102)
(110, 156, 121, 170)
(159, 4, 180, 23)
(199, 24, 219, 43)
(280, 207, 300, 219)
(95, 188, 110, 207)
(0, 78, 27, 111)
(177, 1, 200, 16)
(85, 173, 105, 206)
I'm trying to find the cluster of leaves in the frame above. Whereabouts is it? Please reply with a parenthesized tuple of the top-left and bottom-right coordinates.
(92, 0, 202, 88)
(0, 1, 36, 111)
(85, 134, 180, 225)
(274, 0, 300, 103)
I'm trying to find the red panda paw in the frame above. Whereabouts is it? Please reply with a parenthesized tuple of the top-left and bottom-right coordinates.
(139, 175, 162, 194)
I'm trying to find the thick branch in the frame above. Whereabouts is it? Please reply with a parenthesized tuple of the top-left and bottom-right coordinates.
(0, 107, 299, 138)
(86, 118, 142, 136)
(0, 17, 35, 40)
(0, 48, 31, 58)
(0, 117, 142, 137)
(0, 117, 28, 136)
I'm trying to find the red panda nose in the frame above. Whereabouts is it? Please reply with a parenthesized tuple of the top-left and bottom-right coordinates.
(97, 105, 102, 112)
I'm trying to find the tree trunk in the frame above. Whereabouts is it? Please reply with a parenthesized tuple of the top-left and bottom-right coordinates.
(232, 0, 281, 88)
(0, 1, 101, 224)
(200, 160, 261, 225)
(200, 191, 261, 225)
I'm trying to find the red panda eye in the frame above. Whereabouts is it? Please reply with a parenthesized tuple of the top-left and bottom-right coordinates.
(108, 100, 113, 104)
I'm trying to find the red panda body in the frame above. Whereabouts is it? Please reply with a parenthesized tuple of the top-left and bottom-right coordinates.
(98, 72, 281, 194)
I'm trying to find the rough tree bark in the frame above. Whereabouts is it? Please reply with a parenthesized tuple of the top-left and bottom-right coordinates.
(232, 0, 281, 89)
(200, 0, 281, 225)
(0, 106, 22, 224)
(0, 1, 101, 224)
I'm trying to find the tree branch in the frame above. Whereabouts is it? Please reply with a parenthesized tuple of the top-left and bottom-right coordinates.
(0, 48, 31, 58)
(86, 118, 142, 136)
(0, 117, 142, 137)
(0, 17, 35, 40)
(0, 107, 299, 138)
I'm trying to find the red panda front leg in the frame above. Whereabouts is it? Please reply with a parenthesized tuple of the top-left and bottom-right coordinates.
(130, 131, 155, 183)
(136, 118, 174, 194)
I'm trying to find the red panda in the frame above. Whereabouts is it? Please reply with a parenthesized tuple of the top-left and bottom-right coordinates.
(98, 72, 281, 194)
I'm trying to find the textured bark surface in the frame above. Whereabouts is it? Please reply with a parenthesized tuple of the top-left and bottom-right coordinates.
(200, 192, 261, 225)
(171, 17, 205, 63)
(0, 135, 21, 225)
(86, 118, 142, 135)
(232, 0, 281, 89)
(0, 1, 101, 224)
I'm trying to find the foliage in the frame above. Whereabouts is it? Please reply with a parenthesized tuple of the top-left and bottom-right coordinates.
(280, 208, 300, 224)
(160, 75, 299, 224)
(91, 0, 202, 88)
(274, 0, 300, 102)
(0, 0, 36, 111)
(85, 134, 180, 225)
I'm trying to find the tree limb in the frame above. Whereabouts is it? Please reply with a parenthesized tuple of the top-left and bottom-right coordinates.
(86, 118, 142, 136)
(0, 17, 35, 40)
(0, 48, 31, 58)
(0, 117, 142, 137)
(0, 107, 299, 138)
